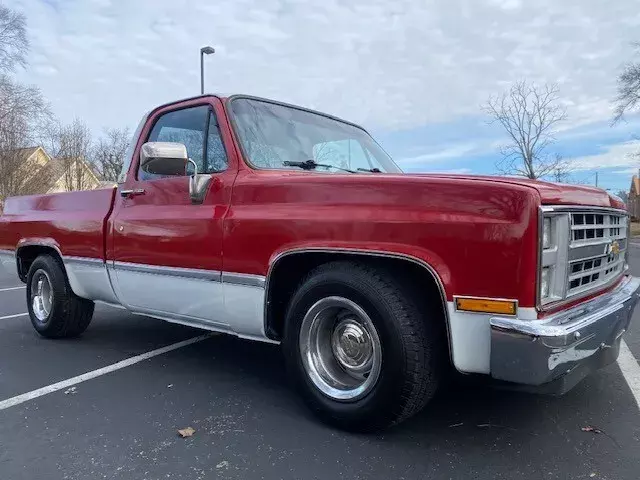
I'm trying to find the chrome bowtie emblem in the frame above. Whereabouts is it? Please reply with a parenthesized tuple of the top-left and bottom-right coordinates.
(605, 240, 620, 255)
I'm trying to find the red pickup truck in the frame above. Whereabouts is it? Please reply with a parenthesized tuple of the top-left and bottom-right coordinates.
(1, 94, 639, 431)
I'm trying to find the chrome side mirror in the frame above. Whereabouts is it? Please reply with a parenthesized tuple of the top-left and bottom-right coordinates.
(187, 159, 212, 205)
(140, 142, 188, 176)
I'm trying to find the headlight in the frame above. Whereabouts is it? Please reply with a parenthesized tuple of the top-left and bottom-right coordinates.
(543, 217, 552, 249)
(540, 267, 551, 299)
(539, 211, 570, 306)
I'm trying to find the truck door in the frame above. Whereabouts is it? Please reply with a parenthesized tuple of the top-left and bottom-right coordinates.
(109, 97, 235, 327)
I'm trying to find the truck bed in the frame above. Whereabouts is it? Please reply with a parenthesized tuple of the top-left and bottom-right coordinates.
(0, 187, 116, 260)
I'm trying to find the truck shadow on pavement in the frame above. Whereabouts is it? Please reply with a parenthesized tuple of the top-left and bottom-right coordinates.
(3, 314, 639, 480)
(180, 333, 639, 479)
(170, 329, 638, 446)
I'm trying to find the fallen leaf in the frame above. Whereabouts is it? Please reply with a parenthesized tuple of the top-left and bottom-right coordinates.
(581, 426, 603, 434)
(167, 384, 173, 388)
(177, 427, 195, 438)
(216, 460, 229, 469)
(590, 474, 597, 478)
(64, 387, 77, 395)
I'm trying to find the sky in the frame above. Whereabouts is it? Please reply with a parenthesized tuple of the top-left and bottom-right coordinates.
(6, 0, 640, 193)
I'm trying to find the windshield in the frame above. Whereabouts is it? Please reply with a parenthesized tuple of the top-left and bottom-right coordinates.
(229, 98, 402, 173)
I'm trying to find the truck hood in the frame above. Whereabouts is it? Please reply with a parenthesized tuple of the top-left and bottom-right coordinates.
(412, 173, 625, 210)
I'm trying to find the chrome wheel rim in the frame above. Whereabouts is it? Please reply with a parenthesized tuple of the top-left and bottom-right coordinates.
(31, 269, 53, 322)
(299, 296, 382, 401)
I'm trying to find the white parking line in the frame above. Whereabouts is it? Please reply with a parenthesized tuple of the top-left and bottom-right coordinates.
(0, 313, 28, 320)
(0, 286, 24, 292)
(0, 326, 637, 413)
(0, 333, 215, 411)
(617, 340, 640, 409)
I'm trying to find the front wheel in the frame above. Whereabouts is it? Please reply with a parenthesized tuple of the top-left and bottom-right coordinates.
(283, 261, 441, 431)
(26, 255, 94, 338)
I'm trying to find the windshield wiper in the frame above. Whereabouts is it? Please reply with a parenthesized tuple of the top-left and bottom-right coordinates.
(357, 167, 382, 173)
(283, 159, 356, 173)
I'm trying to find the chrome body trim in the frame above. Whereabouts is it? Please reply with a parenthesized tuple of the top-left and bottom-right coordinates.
(222, 272, 266, 288)
(65, 256, 104, 266)
(542, 204, 628, 214)
(112, 261, 222, 282)
(265, 248, 454, 366)
(491, 275, 640, 387)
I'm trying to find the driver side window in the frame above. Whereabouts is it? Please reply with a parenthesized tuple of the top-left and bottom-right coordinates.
(138, 105, 227, 181)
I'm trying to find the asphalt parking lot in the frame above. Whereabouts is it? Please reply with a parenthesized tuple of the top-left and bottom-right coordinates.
(1, 253, 640, 480)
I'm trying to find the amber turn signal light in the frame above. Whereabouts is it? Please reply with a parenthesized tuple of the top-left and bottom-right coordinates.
(455, 297, 517, 315)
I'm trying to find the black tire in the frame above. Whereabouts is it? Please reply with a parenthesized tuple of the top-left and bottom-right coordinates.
(26, 255, 94, 339)
(283, 261, 441, 432)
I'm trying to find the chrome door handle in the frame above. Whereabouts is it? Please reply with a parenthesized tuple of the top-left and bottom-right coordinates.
(120, 188, 146, 198)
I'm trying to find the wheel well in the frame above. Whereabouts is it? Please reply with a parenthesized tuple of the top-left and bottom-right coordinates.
(16, 246, 62, 282)
(265, 251, 449, 352)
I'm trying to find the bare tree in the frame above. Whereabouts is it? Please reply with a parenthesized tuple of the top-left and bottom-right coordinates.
(616, 189, 629, 206)
(0, 76, 51, 205)
(47, 118, 95, 191)
(0, 4, 28, 73)
(549, 154, 572, 183)
(484, 80, 568, 179)
(92, 127, 130, 182)
(613, 42, 640, 123)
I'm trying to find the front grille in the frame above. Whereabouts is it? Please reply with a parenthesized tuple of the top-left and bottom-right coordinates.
(566, 210, 627, 297)
(570, 212, 626, 245)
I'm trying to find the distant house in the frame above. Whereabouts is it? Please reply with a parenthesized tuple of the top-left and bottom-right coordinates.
(629, 175, 640, 219)
(18, 147, 101, 194)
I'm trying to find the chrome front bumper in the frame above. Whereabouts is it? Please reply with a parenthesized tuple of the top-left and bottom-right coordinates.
(490, 276, 640, 392)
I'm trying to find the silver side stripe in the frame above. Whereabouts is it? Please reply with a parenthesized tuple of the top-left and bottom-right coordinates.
(113, 261, 222, 282)
(221, 272, 266, 288)
(111, 260, 265, 288)
(66, 256, 105, 267)
(6, 251, 264, 289)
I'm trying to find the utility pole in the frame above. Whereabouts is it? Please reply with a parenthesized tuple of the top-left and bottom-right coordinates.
(595, 171, 598, 188)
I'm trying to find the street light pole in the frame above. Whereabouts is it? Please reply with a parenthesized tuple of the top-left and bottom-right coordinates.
(200, 46, 215, 94)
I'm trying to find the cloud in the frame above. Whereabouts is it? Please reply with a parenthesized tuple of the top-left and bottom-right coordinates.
(568, 141, 640, 171)
(4, 0, 640, 134)
(487, 0, 523, 10)
(612, 167, 639, 175)
(397, 143, 483, 165)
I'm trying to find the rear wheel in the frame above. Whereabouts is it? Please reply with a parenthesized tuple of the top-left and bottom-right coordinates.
(283, 261, 441, 431)
(26, 255, 94, 338)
